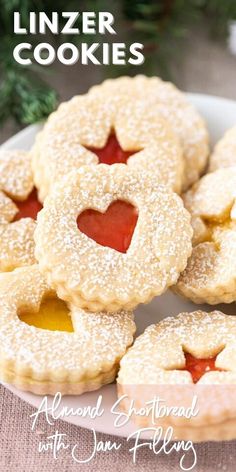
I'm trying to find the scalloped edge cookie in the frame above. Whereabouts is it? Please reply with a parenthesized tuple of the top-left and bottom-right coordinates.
(0, 265, 135, 395)
(0, 150, 37, 271)
(31, 90, 184, 201)
(89, 75, 209, 190)
(174, 167, 236, 304)
(117, 310, 236, 441)
(34, 165, 193, 312)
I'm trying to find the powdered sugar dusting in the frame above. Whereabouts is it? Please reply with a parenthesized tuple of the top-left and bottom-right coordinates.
(31, 82, 185, 201)
(0, 150, 36, 271)
(34, 165, 193, 312)
(89, 75, 209, 189)
(117, 310, 236, 437)
(175, 167, 236, 304)
(118, 310, 236, 385)
(0, 150, 33, 199)
(0, 265, 135, 390)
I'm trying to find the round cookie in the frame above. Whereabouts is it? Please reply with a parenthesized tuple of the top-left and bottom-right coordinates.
(117, 310, 236, 442)
(0, 265, 135, 395)
(209, 124, 236, 172)
(174, 167, 236, 304)
(32, 89, 184, 201)
(34, 165, 193, 312)
(0, 150, 42, 271)
(89, 75, 209, 190)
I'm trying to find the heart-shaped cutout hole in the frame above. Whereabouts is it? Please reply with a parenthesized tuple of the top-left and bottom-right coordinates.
(77, 200, 138, 253)
(18, 297, 74, 332)
(86, 132, 138, 165)
(14, 188, 43, 221)
(180, 352, 226, 383)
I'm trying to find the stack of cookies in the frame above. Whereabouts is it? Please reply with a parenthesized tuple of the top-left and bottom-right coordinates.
(1, 75, 236, 442)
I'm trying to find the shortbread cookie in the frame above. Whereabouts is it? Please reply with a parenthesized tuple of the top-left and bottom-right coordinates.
(0, 150, 42, 271)
(209, 124, 236, 171)
(32, 90, 184, 201)
(174, 167, 236, 304)
(89, 75, 209, 189)
(0, 265, 135, 395)
(34, 165, 193, 312)
(117, 310, 236, 442)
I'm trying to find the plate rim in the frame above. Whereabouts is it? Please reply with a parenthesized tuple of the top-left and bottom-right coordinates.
(1, 91, 236, 439)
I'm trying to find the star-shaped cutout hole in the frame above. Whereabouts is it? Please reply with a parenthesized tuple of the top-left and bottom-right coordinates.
(85, 131, 140, 165)
(179, 351, 226, 383)
(13, 188, 43, 221)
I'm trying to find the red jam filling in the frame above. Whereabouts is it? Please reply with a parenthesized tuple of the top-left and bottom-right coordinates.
(183, 352, 223, 384)
(86, 132, 138, 165)
(77, 200, 138, 253)
(13, 188, 43, 221)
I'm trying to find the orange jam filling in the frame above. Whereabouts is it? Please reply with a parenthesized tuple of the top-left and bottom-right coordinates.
(77, 200, 138, 253)
(14, 188, 43, 221)
(86, 132, 138, 165)
(199, 212, 234, 245)
(18, 297, 74, 332)
(183, 352, 224, 383)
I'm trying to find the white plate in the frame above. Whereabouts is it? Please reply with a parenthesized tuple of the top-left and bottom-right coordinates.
(1, 93, 236, 439)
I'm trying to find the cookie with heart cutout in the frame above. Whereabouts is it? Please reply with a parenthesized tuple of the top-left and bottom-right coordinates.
(0, 150, 42, 271)
(89, 75, 209, 190)
(117, 310, 236, 442)
(209, 124, 236, 172)
(0, 265, 135, 395)
(31, 90, 184, 201)
(174, 166, 236, 304)
(34, 164, 193, 312)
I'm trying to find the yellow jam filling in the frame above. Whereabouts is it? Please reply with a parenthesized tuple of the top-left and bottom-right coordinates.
(200, 217, 234, 246)
(18, 297, 74, 332)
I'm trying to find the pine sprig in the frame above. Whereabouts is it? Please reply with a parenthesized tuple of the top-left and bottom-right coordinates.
(0, 68, 57, 125)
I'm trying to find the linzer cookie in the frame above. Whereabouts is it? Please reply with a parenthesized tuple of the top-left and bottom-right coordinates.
(31, 89, 184, 201)
(34, 165, 193, 312)
(89, 75, 209, 189)
(174, 167, 236, 304)
(117, 310, 236, 441)
(0, 265, 135, 395)
(0, 150, 42, 271)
